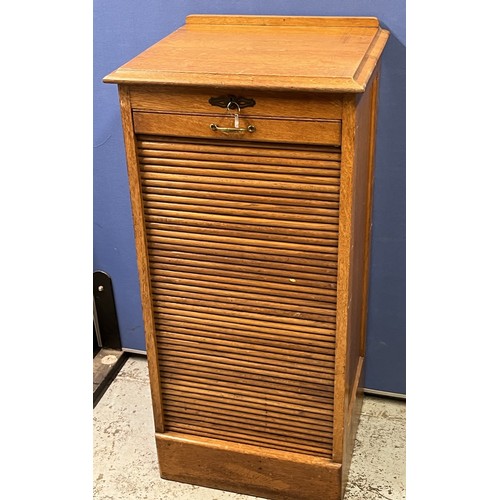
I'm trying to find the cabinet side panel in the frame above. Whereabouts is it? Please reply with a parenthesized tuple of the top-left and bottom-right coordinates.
(341, 66, 381, 489)
(347, 74, 377, 393)
(118, 86, 165, 431)
(334, 66, 380, 487)
(360, 68, 380, 356)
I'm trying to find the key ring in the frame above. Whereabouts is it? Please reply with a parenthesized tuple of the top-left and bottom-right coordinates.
(226, 101, 241, 113)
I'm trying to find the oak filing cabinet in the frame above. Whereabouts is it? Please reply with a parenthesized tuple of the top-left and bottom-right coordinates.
(104, 15, 389, 500)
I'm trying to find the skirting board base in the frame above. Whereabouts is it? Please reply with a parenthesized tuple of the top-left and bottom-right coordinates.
(156, 432, 343, 500)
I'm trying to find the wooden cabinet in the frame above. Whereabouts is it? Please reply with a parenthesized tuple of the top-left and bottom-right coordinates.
(104, 15, 389, 500)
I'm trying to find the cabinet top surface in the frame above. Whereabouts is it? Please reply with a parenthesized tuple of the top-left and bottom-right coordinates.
(104, 15, 389, 93)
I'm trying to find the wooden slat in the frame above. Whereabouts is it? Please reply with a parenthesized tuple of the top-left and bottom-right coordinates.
(157, 337, 333, 370)
(163, 383, 333, 415)
(151, 279, 335, 311)
(162, 398, 333, 438)
(140, 171, 339, 193)
(155, 303, 334, 338)
(163, 403, 332, 435)
(152, 288, 334, 323)
(141, 178, 340, 201)
(153, 302, 334, 334)
(162, 403, 332, 438)
(161, 370, 333, 404)
(143, 200, 339, 225)
(164, 404, 332, 439)
(164, 415, 331, 448)
(139, 154, 340, 176)
(160, 359, 333, 394)
(147, 230, 336, 258)
(164, 409, 331, 441)
(148, 241, 336, 268)
(143, 192, 339, 217)
(161, 390, 333, 422)
(157, 346, 333, 379)
(147, 229, 336, 256)
(142, 184, 340, 207)
(155, 319, 335, 354)
(145, 215, 339, 241)
(137, 136, 341, 160)
(162, 394, 332, 433)
(141, 163, 340, 185)
(164, 421, 331, 457)
(150, 271, 336, 302)
(157, 351, 334, 384)
(149, 261, 337, 296)
(144, 207, 338, 233)
(138, 148, 341, 169)
(148, 252, 338, 283)
(162, 402, 332, 438)
(155, 315, 335, 352)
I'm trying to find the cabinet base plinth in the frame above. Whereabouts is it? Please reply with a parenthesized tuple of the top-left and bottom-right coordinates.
(156, 432, 342, 500)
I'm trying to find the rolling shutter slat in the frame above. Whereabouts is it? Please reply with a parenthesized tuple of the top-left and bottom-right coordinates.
(138, 135, 340, 457)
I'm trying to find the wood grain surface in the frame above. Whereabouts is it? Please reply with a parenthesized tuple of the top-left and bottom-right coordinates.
(104, 16, 389, 92)
(156, 432, 342, 500)
(133, 111, 342, 145)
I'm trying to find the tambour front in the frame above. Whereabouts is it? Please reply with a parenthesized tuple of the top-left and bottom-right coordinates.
(104, 15, 389, 500)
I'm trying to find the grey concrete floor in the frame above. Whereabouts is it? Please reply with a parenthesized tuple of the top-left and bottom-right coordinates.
(94, 356, 405, 499)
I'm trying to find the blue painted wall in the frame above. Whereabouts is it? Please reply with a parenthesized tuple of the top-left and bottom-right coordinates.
(94, 1, 405, 394)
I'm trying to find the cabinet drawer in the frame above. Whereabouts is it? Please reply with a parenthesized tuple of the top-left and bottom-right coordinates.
(133, 111, 342, 146)
(128, 86, 343, 120)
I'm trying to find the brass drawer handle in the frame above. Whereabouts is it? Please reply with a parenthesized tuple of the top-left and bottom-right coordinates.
(210, 123, 256, 134)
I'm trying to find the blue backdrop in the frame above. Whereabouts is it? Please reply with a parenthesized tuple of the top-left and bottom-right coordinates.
(93, 1, 406, 394)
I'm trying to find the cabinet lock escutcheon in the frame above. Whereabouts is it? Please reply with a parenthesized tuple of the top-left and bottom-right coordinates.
(208, 95, 256, 110)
